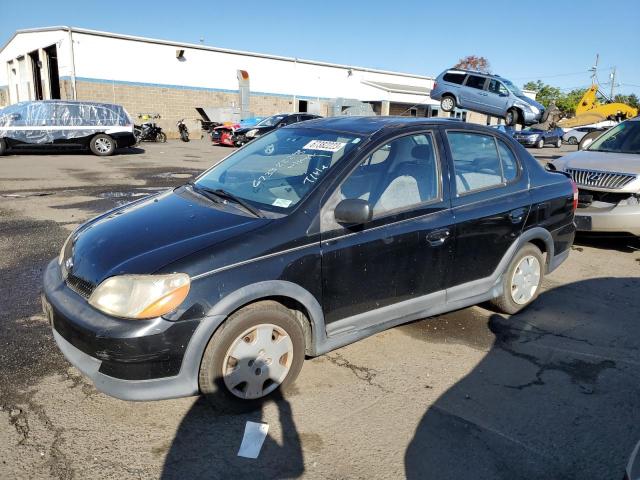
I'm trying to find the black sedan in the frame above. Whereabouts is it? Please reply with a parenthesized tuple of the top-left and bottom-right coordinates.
(43, 117, 576, 408)
(513, 127, 564, 149)
(233, 113, 321, 147)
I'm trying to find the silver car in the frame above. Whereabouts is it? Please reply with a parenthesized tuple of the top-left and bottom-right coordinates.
(549, 117, 640, 236)
(430, 68, 546, 126)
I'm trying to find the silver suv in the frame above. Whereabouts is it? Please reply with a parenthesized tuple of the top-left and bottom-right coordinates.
(549, 117, 640, 236)
(431, 69, 546, 127)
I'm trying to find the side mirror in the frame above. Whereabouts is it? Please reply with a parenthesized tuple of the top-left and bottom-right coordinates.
(334, 198, 372, 225)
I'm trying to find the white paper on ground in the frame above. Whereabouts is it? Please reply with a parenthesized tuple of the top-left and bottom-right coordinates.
(237, 421, 269, 459)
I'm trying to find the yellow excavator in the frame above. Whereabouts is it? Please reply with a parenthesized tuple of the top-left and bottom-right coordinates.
(557, 82, 638, 128)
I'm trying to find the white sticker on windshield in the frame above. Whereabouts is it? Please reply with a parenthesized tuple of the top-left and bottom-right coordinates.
(303, 140, 347, 152)
(272, 198, 292, 208)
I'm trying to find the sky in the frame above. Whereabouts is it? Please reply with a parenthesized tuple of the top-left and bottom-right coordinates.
(2, 0, 639, 95)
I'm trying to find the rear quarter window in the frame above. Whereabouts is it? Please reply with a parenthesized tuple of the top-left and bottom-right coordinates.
(442, 72, 466, 85)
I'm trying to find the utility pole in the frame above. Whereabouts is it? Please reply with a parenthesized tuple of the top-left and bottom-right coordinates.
(609, 67, 617, 99)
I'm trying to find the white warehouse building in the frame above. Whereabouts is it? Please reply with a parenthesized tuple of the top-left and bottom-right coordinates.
(0, 27, 496, 136)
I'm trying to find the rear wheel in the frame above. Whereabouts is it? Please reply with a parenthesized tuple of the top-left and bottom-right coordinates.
(536, 138, 545, 149)
(156, 132, 167, 143)
(555, 138, 562, 148)
(505, 108, 519, 126)
(90, 134, 116, 156)
(567, 136, 578, 145)
(0, 138, 7, 156)
(199, 300, 305, 412)
(490, 243, 544, 314)
(440, 95, 456, 112)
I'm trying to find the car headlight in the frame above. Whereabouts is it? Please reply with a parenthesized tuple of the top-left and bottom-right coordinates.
(58, 232, 75, 278)
(88, 273, 190, 319)
(246, 129, 258, 138)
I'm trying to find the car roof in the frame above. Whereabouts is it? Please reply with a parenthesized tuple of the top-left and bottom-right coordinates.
(289, 115, 482, 135)
(443, 68, 500, 79)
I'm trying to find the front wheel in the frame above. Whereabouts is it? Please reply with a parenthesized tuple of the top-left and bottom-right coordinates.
(505, 109, 519, 126)
(567, 136, 578, 145)
(156, 132, 167, 143)
(0, 138, 7, 156)
(199, 300, 305, 412)
(555, 138, 562, 148)
(90, 134, 116, 156)
(490, 243, 544, 314)
(180, 130, 189, 142)
(536, 138, 545, 149)
(440, 96, 456, 112)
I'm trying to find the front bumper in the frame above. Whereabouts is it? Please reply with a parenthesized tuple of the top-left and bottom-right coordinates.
(42, 259, 223, 400)
(574, 202, 640, 236)
(522, 109, 542, 125)
(515, 136, 539, 146)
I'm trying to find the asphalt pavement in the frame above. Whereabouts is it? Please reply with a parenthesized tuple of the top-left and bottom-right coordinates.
(1, 139, 639, 480)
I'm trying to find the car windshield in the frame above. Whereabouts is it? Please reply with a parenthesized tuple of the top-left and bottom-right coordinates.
(194, 127, 363, 213)
(502, 79, 524, 96)
(588, 121, 640, 154)
(256, 115, 287, 127)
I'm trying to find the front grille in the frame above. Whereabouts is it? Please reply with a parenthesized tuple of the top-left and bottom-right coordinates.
(66, 273, 95, 299)
(566, 168, 637, 190)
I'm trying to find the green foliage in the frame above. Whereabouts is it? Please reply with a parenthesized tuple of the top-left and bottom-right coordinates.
(524, 80, 588, 115)
(613, 93, 639, 109)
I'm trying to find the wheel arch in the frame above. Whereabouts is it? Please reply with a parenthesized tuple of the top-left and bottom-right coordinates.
(518, 227, 555, 273)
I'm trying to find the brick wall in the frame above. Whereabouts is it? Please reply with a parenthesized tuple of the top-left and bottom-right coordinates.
(0, 87, 8, 107)
(72, 80, 335, 138)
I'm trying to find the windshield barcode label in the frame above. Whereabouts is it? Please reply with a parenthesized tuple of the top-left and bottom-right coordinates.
(303, 140, 347, 152)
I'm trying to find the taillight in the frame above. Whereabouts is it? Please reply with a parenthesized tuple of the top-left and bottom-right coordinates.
(570, 179, 578, 211)
(433, 81, 438, 91)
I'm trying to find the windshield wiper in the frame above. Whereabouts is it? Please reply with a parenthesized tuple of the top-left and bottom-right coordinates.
(209, 188, 265, 218)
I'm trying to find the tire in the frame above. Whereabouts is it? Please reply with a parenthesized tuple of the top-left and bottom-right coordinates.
(440, 95, 456, 112)
(134, 128, 143, 144)
(567, 136, 578, 145)
(199, 300, 305, 412)
(505, 109, 519, 127)
(263, 142, 276, 155)
(180, 130, 189, 142)
(540, 108, 550, 123)
(156, 132, 167, 143)
(0, 138, 7, 156)
(90, 134, 116, 156)
(490, 243, 545, 314)
(536, 138, 545, 149)
(555, 138, 562, 148)
(578, 130, 601, 150)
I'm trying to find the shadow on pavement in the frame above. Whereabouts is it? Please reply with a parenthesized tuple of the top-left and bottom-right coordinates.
(574, 232, 640, 253)
(162, 380, 304, 479)
(405, 277, 640, 479)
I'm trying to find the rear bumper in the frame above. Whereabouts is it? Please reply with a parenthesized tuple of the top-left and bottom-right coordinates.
(575, 203, 640, 236)
(42, 259, 224, 400)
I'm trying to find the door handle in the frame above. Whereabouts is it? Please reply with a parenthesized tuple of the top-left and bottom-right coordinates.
(508, 208, 526, 224)
(426, 228, 450, 246)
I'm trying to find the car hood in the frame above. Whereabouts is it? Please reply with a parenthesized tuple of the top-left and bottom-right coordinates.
(516, 96, 544, 111)
(554, 150, 640, 174)
(235, 126, 273, 135)
(67, 187, 266, 285)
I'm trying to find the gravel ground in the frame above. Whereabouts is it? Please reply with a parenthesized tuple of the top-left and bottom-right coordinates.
(1, 139, 639, 480)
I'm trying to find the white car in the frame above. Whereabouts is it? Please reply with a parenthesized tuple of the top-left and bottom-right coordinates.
(562, 127, 604, 145)
(550, 117, 640, 236)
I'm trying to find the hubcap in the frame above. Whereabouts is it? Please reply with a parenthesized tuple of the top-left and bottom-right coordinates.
(510, 255, 541, 305)
(95, 138, 111, 153)
(222, 324, 294, 400)
(442, 97, 454, 111)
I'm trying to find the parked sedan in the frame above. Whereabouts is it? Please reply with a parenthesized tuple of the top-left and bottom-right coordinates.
(548, 116, 640, 236)
(43, 117, 575, 409)
(233, 113, 321, 147)
(0, 100, 136, 156)
(563, 126, 605, 145)
(514, 127, 564, 148)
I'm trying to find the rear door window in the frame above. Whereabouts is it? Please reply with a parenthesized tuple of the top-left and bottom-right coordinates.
(442, 72, 466, 85)
(465, 75, 487, 90)
(447, 132, 520, 194)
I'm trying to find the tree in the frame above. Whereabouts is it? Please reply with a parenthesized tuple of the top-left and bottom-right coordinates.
(613, 93, 639, 109)
(454, 55, 491, 73)
(523, 80, 588, 116)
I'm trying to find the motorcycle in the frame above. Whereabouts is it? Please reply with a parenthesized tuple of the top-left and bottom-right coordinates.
(177, 119, 189, 142)
(134, 114, 166, 143)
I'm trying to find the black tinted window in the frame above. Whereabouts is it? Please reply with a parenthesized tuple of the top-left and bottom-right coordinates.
(497, 139, 518, 182)
(443, 72, 466, 85)
(465, 75, 487, 90)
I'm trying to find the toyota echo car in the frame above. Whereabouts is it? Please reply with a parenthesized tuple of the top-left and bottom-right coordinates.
(43, 117, 576, 409)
